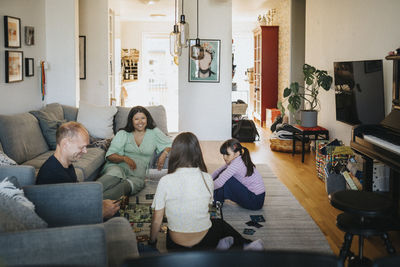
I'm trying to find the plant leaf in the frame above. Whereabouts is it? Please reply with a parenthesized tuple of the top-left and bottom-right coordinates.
(283, 87, 291, 97)
(290, 82, 299, 93)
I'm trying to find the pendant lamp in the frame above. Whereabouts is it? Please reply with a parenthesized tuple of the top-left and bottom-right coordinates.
(177, 0, 189, 48)
(190, 0, 204, 60)
(169, 0, 182, 57)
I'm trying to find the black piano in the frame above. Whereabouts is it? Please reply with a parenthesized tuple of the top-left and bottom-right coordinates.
(351, 56, 400, 214)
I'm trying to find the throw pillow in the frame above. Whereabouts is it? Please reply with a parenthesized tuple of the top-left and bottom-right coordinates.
(0, 177, 48, 233)
(30, 110, 67, 150)
(77, 102, 117, 139)
(0, 151, 17, 166)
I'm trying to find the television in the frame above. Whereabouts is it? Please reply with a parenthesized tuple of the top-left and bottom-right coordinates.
(334, 60, 385, 125)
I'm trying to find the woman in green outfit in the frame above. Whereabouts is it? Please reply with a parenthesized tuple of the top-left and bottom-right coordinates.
(97, 106, 172, 200)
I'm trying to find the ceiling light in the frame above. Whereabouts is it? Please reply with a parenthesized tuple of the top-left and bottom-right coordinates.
(169, 0, 182, 57)
(190, 0, 204, 60)
(178, 0, 189, 48)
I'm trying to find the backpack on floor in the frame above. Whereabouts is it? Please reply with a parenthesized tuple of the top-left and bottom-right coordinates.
(232, 119, 259, 142)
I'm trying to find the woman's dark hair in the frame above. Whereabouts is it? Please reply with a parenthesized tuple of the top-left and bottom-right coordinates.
(122, 106, 156, 132)
(220, 138, 255, 177)
(168, 132, 207, 174)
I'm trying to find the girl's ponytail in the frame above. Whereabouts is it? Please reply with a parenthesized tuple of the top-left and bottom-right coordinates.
(241, 146, 255, 176)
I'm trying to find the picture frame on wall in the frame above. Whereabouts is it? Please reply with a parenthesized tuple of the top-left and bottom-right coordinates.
(4, 16, 21, 48)
(79, 35, 86, 79)
(25, 26, 35, 46)
(188, 39, 221, 83)
(5, 51, 23, 83)
(25, 58, 34, 77)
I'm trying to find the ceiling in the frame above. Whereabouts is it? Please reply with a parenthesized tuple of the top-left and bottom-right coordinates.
(118, 0, 276, 22)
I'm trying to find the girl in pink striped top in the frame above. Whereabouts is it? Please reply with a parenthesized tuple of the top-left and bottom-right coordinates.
(213, 139, 265, 210)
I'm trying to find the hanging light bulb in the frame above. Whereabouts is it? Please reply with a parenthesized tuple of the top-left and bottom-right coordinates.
(169, 0, 182, 57)
(178, 0, 189, 48)
(190, 0, 204, 60)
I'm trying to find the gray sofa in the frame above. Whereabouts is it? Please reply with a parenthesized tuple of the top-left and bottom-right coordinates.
(0, 165, 139, 266)
(0, 103, 169, 182)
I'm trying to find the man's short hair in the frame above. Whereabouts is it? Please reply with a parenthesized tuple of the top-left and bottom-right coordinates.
(56, 122, 89, 145)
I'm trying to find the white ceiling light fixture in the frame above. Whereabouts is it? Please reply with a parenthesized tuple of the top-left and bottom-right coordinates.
(190, 0, 204, 60)
(169, 0, 182, 57)
(177, 0, 189, 48)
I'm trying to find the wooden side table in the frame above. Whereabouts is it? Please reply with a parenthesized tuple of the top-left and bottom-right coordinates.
(292, 125, 329, 163)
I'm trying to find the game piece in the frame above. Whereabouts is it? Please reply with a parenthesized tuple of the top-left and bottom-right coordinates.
(160, 225, 168, 233)
(136, 223, 143, 227)
(250, 215, 265, 222)
(145, 194, 155, 200)
(243, 228, 255, 235)
(134, 228, 142, 233)
(136, 235, 149, 242)
(245, 220, 263, 228)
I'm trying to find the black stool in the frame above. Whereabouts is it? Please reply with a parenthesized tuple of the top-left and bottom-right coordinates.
(329, 190, 396, 267)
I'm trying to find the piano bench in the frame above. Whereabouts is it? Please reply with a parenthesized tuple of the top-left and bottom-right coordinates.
(329, 190, 397, 266)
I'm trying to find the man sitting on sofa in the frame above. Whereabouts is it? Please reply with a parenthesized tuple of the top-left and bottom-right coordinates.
(36, 121, 120, 219)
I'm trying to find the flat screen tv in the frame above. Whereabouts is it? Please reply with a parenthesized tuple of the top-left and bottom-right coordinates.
(334, 60, 385, 125)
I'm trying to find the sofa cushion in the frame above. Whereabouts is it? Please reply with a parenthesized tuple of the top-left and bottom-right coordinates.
(0, 179, 48, 233)
(77, 102, 118, 139)
(114, 105, 168, 135)
(0, 113, 49, 164)
(62, 105, 78, 122)
(23, 151, 54, 170)
(40, 103, 64, 120)
(0, 151, 17, 166)
(30, 110, 67, 150)
(73, 147, 105, 182)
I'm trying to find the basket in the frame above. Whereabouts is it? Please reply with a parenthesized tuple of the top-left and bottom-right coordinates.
(270, 138, 310, 153)
(232, 103, 248, 115)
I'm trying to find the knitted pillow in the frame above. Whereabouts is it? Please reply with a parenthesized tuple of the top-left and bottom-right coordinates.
(0, 151, 17, 166)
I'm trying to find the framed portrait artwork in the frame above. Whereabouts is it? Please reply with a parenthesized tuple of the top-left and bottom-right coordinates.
(25, 26, 35, 46)
(4, 16, 21, 48)
(79, 36, 86, 79)
(25, 58, 34, 77)
(5, 51, 23, 83)
(188, 39, 220, 83)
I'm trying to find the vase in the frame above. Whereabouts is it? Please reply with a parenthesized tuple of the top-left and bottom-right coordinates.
(300, 110, 318, 127)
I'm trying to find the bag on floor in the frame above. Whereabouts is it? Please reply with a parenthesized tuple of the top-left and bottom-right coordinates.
(232, 119, 259, 142)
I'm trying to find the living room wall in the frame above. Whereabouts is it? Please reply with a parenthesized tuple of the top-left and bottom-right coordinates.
(178, 0, 232, 140)
(0, 0, 46, 115)
(306, 0, 400, 144)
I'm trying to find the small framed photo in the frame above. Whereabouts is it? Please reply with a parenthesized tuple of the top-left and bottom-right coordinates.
(5, 51, 23, 83)
(25, 58, 34, 77)
(188, 39, 220, 83)
(4, 16, 21, 48)
(79, 35, 86, 79)
(25, 26, 35, 46)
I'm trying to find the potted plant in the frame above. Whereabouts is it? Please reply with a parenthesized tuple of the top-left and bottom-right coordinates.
(279, 63, 333, 127)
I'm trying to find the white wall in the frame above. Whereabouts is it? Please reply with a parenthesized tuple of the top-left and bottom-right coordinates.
(179, 0, 232, 140)
(306, 0, 400, 144)
(45, 0, 79, 107)
(0, 0, 46, 115)
(79, 0, 109, 106)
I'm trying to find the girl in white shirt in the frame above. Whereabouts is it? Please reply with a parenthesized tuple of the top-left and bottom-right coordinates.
(150, 132, 263, 251)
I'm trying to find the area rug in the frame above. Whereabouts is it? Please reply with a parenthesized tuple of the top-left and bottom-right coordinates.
(210, 164, 333, 253)
(135, 164, 332, 254)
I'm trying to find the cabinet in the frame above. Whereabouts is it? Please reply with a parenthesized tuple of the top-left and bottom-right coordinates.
(252, 26, 279, 125)
(121, 49, 139, 82)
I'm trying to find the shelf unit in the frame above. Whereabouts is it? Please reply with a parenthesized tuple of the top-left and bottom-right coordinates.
(252, 25, 279, 125)
(121, 49, 139, 82)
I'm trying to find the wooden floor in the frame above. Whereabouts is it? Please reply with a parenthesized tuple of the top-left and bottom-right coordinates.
(200, 122, 400, 259)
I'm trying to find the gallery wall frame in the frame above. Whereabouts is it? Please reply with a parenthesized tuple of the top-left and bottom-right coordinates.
(79, 35, 86, 79)
(25, 26, 34, 46)
(4, 16, 21, 48)
(188, 39, 221, 83)
(25, 58, 34, 77)
(5, 50, 23, 83)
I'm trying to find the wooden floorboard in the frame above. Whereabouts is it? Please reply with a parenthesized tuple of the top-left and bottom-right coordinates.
(200, 122, 400, 259)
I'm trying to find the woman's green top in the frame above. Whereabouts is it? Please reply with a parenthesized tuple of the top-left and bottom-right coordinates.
(102, 128, 172, 178)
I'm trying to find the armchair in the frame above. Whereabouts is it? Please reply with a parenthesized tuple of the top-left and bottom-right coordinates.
(0, 165, 139, 267)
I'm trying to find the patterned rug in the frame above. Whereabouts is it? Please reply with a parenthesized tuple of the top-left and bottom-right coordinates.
(133, 164, 332, 253)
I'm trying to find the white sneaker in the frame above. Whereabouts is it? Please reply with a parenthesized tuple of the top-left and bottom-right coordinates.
(243, 239, 264, 251)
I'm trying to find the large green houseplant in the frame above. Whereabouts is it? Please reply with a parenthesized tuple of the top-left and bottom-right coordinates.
(278, 63, 333, 127)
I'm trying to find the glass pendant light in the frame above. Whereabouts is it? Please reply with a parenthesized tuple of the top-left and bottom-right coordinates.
(178, 0, 189, 48)
(169, 0, 181, 57)
(190, 0, 204, 60)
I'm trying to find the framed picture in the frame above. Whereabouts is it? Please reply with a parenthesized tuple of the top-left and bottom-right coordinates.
(79, 35, 86, 79)
(5, 51, 23, 83)
(25, 58, 34, 77)
(188, 39, 220, 83)
(25, 26, 35, 46)
(4, 16, 21, 48)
